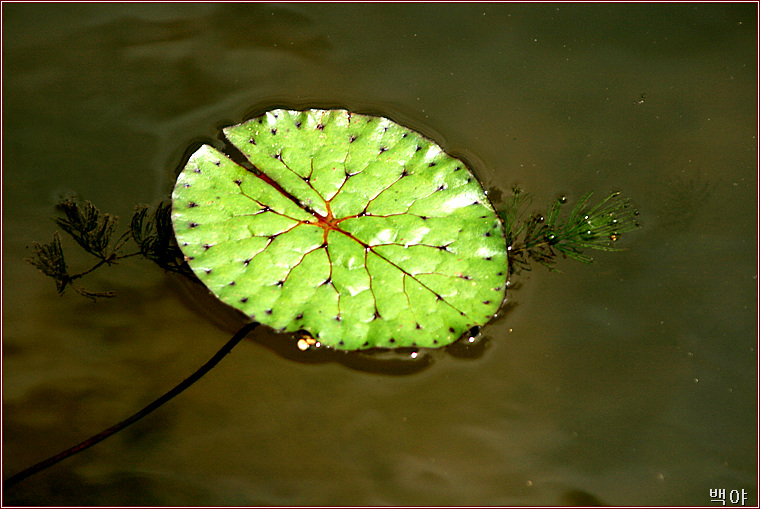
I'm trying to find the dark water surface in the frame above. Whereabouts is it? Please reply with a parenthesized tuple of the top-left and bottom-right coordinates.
(3, 3, 757, 506)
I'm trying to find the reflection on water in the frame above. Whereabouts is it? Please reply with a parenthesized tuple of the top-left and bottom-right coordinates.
(3, 3, 756, 506)
(655, 173, 713, 231)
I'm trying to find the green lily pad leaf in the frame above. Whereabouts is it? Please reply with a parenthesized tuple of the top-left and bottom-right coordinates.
(172, 109, 507, 350)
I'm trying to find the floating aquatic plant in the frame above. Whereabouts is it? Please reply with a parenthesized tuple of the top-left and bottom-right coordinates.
(501, 186, 639, 274)
(12, 108, 639, 488)
(172, 109, 507, 349)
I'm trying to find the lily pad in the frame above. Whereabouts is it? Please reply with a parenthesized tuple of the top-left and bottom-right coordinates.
(172, 109, 507, 350)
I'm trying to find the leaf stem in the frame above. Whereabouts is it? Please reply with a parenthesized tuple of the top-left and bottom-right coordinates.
(3, 321, 260, 489)
(68, 251, 143, 281)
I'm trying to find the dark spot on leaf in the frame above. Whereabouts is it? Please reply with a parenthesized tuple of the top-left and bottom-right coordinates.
(483, 300, 491, 305)
(363, 341, 370, 347)
(243, 258, 252, 266)
(229, 281, 235, 286)
(433, 339, 438, 345)
(203, 243, 211, 250)
(268, 235, 278, 241)
(240, 297, 248, 303)
(214, 160, 221, 166)
(401, 170, 409, 177)
(295, 121, 302, 128)
(302, 176, 310, 183)
(429, 162, 437, 167)
(437, 184, 446, 191)
(389, 338, 395, 343)
(449, 327, 455, 333)
(437, 245, 449, 251)
(466, 177, 473, 183)
(204, 268, 212, 274)
(321, 278, 332, 286)
(379, 147, 388, 153)
(497, 272, 504, 276)
(415, 145, 422, 152)
(194, 167, 201, 173)
(183, 183, 190, 188)
(265, 309, 273, 315)
(188, 202, 198, 208)
(320, 242, 328, 249)
(468, 326, 480, 337)
(374, 310, 381, 319)
(415, 323, 422, 329)
(249, 138, 256, 144)
(296, 313, 304, 319)
(484, 232, 491, 237)
(335, 315, 341, 321)
(383, 126, 389, 132)
(189, 222, 198, 228)
(420, 215, 428, 220)
(462, 275, 472, 280)
(182, 242, 188, 247)
(273, 153, 282, 160)
(276, 280, 284, 286)
(234, 179, 242, 185)
(454, 166, 461, 171)
(261, 206, 271, 212)
(349, 135, 357, 143)
(472, 201, 480, 206)
(339, 340, 344, 345)
(187, 256, 194, 260)
(316, 124, 325, 130)
(435, 294, 443, 301)
(271, 128, 277, 135)
(402, 132, 408, 138)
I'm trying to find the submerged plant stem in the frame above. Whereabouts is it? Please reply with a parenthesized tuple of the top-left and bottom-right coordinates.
(3, 321, 261, 489)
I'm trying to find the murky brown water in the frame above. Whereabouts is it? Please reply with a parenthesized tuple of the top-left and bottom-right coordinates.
(3, 3, 756, 506)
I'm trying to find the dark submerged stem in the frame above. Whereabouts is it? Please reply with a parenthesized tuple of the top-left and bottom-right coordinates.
(3, 321, 260, 489)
